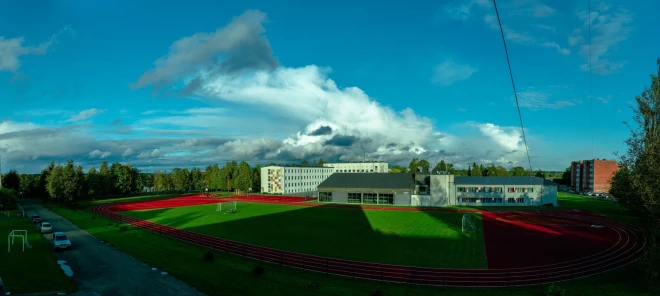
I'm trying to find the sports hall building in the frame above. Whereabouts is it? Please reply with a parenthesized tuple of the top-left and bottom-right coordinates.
(317, 171, 558, 207)
(260, 162, 390, 196)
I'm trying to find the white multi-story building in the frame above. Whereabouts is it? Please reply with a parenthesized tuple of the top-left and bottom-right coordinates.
(323, 162, 389, 173)
(260, 166, 334, 195)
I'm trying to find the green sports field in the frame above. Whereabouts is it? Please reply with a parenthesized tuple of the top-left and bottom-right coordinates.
(122, 203, 487, 268)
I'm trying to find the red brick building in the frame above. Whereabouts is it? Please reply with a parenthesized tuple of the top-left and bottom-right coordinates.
(570, 159, 619, 193)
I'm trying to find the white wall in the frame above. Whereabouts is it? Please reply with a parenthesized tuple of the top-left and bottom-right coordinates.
(323, 162, 389, 173)
(261, 166, 334, 194)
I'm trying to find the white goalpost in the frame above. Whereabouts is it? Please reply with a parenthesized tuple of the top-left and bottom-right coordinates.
(462, 214, 476, 233)
(217, 202, 238, 214)
(8, 230, 30, 252)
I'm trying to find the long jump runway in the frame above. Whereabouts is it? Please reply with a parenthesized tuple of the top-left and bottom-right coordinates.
(90, 194, 646, 287)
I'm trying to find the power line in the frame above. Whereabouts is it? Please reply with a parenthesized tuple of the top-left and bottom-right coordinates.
(491, 0, 534, 177)
(589, 0, 594, 159)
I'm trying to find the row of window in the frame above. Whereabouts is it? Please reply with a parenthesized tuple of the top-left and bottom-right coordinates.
(285, 175, 328, 180)
(456, 187, 535, 193)
(283, 169, 333, 173)
(336, 169, 379, 173)
(457, 187, 504, 193)
(319, 192, 394, 204)
(459, 197, 526, 203)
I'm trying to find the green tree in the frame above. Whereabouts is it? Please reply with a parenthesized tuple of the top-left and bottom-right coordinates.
(609, 58, 660, 284)
(301, 160, 309, 167)
(510, 166, 527, 176)
(486, 164, 498, 177)
(39, 161, 56, 198)
(470, 163, 482, 177)
(535, 170, 545, 178)
(318, 158, 326, 166)
(439, 160, 447, 172)
(18, 173, 36, 198)
(409, 158, 419, 172)
(46, 164, 65, 202)
(0, 187, 17, 211)
(252, 164, 262, 192)
(234, 161, 253, 191)
(99, 160, 111, 195)
(417, 159, 430, 171)
(87, 167, 101, 196)
(1, 169, 20, 191)
(496, 166, 510, 176)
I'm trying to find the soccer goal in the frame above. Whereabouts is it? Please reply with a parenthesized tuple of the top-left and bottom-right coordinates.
(217, 202, 238, 214)
(8, 230, 30, 252)
(462, 214, 476, 233)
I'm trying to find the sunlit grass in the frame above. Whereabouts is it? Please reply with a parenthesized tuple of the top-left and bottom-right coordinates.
(41, 200, 653, 296)
(124, 202, 487, 268)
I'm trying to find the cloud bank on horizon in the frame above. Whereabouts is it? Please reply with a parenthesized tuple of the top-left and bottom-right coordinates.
(0, 0, 652, 173)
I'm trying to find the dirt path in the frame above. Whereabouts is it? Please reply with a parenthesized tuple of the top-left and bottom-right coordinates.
(20, 200, 205, 296)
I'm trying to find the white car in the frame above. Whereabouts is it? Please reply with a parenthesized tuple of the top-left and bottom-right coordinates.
(52, 232, 72, 250)
(41, 222, 53, 233)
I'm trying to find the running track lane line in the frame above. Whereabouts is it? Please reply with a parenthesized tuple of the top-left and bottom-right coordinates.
(88, 195, 646, 287)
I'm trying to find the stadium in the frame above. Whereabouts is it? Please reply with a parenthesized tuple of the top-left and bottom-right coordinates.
(87, 193, 644, 287)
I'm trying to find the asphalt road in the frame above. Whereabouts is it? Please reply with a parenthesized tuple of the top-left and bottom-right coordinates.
(20, 200, 206, 296)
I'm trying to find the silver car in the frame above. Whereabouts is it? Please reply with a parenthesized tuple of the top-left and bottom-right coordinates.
(53, 232, 72, 250)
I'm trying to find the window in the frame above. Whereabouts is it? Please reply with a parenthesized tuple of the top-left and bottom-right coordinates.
(348, 192, 361, 203)
(527, 187, 534, 193)
(457, 187, 467, 192)
(508, 188, 515, 193)
(378, 193, 394, 204)
(507, 198, 515, 203)
(363, 193, 377, 204)
(319, 192, 332, 202)
(516, 197, 524, 203)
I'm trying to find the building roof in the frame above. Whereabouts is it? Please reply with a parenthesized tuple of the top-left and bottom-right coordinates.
(318, 173, 414, 189)
(454, 176, 556, 186)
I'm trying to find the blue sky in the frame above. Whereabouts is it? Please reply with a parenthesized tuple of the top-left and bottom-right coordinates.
(0, 0, 658, 173)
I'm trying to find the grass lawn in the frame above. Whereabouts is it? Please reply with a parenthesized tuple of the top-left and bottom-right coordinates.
(46, 203, 654, 296)
(0, 213, 77, 294)
(123, 203, 486, 268)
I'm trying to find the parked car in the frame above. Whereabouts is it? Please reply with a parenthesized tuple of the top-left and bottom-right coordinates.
(52, 232, 72, 250)
(31, 214, 42, 224)
(40, 222, 53, 233)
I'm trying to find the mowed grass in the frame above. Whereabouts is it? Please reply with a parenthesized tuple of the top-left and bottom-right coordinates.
(0, 213, 77, 294)
(45, 201, 654, 296)
(123, 203, 487, 268)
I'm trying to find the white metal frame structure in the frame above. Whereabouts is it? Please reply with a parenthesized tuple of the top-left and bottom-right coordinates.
(461, 214, 476, 233)
(8, 230, 28, 252)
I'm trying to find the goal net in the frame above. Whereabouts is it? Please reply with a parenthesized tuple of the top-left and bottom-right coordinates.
(217, 202, 238, 214)
(462, 214, 476, 233)
(8, 230, 31, 252)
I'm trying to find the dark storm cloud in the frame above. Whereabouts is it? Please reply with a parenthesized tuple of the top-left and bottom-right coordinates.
(323, 135, 358, 147)
(132, 9, 279, 95)
(0, 125, 79, 141)
(308, 125, 333, 136)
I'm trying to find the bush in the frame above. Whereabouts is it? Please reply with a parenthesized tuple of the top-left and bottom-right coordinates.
(252, 265, 265, 277)
(119, 225, 129, 232)
(371, 290, 384, 296)
(203, 250, 215, 262)
(545, 284, 566, 296)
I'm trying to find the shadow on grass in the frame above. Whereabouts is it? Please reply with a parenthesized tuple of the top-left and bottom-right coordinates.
(124, 203, 487, 269)
(43, 202, 657, 296)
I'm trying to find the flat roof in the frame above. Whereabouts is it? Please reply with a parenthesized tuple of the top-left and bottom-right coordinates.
(318, 173, 414, 189)
(454, 176, 556, 186)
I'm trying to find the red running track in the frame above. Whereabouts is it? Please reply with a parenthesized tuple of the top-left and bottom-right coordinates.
(90, 195, 646, 287)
